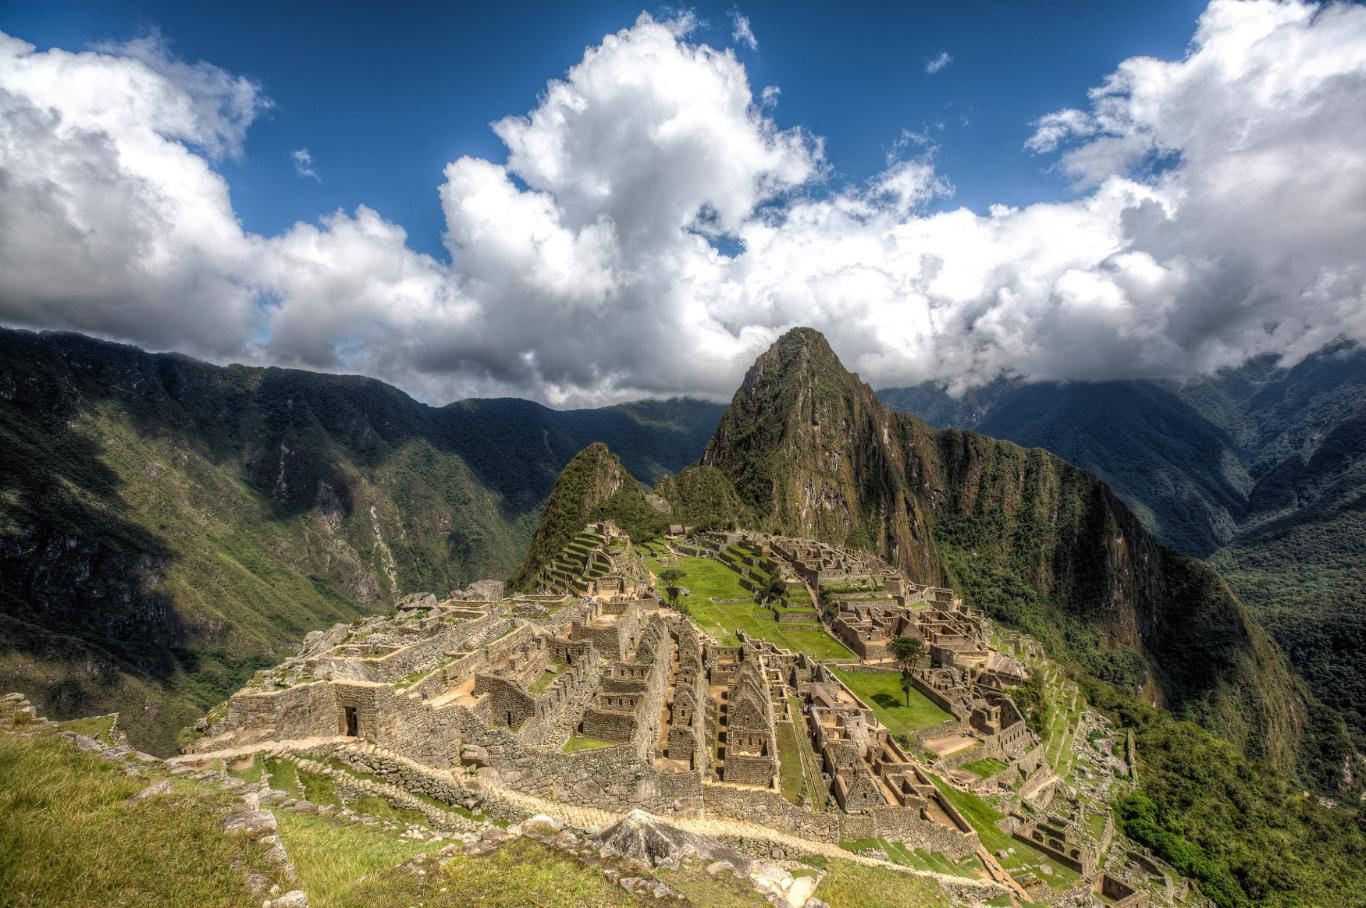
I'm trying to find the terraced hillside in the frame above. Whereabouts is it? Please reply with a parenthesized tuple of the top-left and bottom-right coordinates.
(0, 330, 720, 755)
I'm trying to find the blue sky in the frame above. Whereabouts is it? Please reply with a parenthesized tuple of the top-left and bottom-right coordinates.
(2, 1, 1362, 406)
(6, 0, 1207, 260)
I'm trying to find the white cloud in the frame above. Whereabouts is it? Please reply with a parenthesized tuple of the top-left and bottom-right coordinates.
(2, 1, 1366, 405)
(925, 51, 952, 74)
(291, 147, 319, 181)
(730, 11, 758, 51)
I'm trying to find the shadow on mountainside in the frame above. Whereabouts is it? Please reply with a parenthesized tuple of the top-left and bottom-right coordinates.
(0, 356, 184, 688)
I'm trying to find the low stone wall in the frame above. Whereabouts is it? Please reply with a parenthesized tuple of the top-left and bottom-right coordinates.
(702, 784, 841, 842)
(723, 754, 774, 786)
(368, 612, 510, 683)
(221, 681, 342, 744)
(908, 674, 965, 720)
(580, 707, 636, 742)
(322, 745, 520, 824)
(839, 806, 978, 860)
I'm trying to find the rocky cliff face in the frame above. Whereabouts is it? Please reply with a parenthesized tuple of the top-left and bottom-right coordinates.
(698, 328, 1311, 772)
(702, 328, 943, 583)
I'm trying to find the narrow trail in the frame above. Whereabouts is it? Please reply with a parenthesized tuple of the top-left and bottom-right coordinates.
(174, 735, 1007, 895)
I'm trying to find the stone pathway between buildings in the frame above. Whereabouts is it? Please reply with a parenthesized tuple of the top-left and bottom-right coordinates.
(176, 737, 1009, 899)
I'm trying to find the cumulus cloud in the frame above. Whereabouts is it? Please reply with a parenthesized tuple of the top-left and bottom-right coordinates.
(2, 2, 1366, 405)
(730, 11, 758, 51)
(925, 51, 952, 75)
(291, 147, 319, 180)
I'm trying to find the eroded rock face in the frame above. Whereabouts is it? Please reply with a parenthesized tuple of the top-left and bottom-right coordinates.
(591, 809, 750, 874)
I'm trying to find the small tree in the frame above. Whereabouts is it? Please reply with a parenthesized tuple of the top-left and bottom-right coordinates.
(659, 568, 685, 609)
(889, 636, 925, 705)
(755, 575, 788, 608)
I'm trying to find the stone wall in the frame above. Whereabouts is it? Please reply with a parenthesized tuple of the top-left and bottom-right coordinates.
(222, 682, 341, 744)
(579, 706, 636, 742)
(908, 673, 966, 719)
(366, 612, 509, 683)
(724, 754, 775, 786)
(858, 806, 978, 860)
(474, 675, 536, 730)
(374, 688, 465, 768)
(702, 783, 842, 842)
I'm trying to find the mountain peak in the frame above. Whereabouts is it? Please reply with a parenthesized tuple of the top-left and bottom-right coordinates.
(749, 327, 853, 389)
(701, 327, 942, 582)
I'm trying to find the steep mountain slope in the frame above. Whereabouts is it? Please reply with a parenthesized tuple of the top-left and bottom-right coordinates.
(509, 442, 668, 589)
(694, 328, 1323, 779)
(878, 380, 1250, 557)
(879, 340, 1366, 758)
(701, 329, 943, 583)
(0, 329, 721, 754)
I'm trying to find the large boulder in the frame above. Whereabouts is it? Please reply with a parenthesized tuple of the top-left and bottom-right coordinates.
(590, 809, 750, 873)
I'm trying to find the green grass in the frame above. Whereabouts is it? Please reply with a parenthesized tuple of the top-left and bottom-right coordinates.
(0, 731, 287, 906)
(927, 773, 1080, 887)
(646, 555, 851, 658)
(55, 713, 117, 744)
(562, 735, 615, 753)
(348, 794, 429, 827)
(297, 766, 342, 806)
(829, 668, 953, 733)
(962, 758, 1010, 779)
(812, 857, 951, 908)
(228, 752, 266, 784)
(776, 722, 807, 804)
(840, 837, 981, 878)
(328, 836, 641, 907)
(277, 809, 437, 906)
(529, 667, 560, 694)
(654, 862, 769, 907)
(264, 755, 303, 798)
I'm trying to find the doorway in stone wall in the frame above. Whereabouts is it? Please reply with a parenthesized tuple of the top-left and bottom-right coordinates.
(344, 706, 358, 737)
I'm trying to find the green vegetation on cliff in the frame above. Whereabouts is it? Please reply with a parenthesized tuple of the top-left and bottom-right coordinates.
(1085, 678, 1366, 908)
(654, 464, 754, 530)
(509, 442, 669, 589)
(0, 330, 720, 754)
(880, 340, 1366, 778)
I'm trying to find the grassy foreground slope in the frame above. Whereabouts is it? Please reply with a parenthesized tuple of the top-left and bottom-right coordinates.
(0, 724, 290, 905)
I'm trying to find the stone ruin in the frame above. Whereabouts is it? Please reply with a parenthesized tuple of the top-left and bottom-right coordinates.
(185, 521, 1154, 905)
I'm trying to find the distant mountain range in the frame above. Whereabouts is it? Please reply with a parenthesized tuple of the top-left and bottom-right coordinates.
(0, 328, 723, 753)
(878, 338, 1366, 755)
(1, 326, 1359, 797)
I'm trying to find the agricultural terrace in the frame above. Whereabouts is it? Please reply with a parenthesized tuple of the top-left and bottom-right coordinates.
(829, 668, 954, 734)
(926, 773, 1081, 888)
(640, 551, 852, 659)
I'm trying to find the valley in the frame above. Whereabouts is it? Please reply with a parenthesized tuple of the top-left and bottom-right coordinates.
(1, 327, 1363, 907)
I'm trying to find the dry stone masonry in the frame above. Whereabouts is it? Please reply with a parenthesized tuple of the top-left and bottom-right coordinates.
(185, 521, 1165, 906)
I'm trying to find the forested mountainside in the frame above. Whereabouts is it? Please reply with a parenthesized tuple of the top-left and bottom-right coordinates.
(509, 442, 673, 590)
(0, 329, 722, 754)
(878, 339, 1366, 762)
(688, 328, 1351, 790)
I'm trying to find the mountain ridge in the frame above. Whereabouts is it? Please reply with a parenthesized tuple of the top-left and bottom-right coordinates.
(0, 328, 723, 754)
(878, 339, 1366, 763)
(685, 327, 1338, 784)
